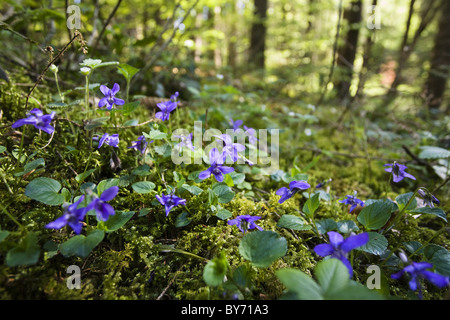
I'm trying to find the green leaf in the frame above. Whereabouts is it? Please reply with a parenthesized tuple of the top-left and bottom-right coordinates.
(337, 220, 359, 234)
(25, 177, 65, 206)
(316, 218, 337, 235)
(424, 244, 450, 277)
(132, 181, 156, 193)
(188, 171, 203, 183)
(0, 230, 10, 242)
(122, 101, 140, 115)
(6, 232, 40, 267)
(80, 58, 102, 68)
(315, 258, 350, 295)
(232, 264, 252, 289)
(216, 207, 233, 220)
(276, 260, 383, 300)
(131, 164, 152, 176)
(356, 232, 388, 256)
(75, 168, 96, 183)
(203, 251, 228, 287)
(145, 129, 167, 140)
(103, 211, 135, 232)
(277, 215, 312, 231)
(418, 146, 450, 160)
(97, 178, 120, 196)
(14, 158, 45, 177)
(59, 230, 105, 258)
(409, 207, 447, 222)
(175, 212, 192, 228)
(181, 183, 203, 195)
(229, 172, 245, 185)
(303, 192, 320, 218)
(396, 192, 417, 211)
(239, 231, 287, 268)
(276, 268, 323, 300)
(357, 200, 392, 230)
(212, 182, 235, 204)
(117, 63, 139, 81)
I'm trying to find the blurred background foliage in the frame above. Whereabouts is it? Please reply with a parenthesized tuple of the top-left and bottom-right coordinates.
(0, 0, 448, 114)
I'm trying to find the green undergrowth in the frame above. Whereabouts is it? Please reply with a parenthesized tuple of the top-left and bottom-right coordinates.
(0, 68, 449, 300)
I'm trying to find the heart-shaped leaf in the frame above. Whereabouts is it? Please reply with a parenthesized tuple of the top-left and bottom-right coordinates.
(59, 230, 105, 258)
(25, 177, 65, 206)
(239, 231, 287, 268)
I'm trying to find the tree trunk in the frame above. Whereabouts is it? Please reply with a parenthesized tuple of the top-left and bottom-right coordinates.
(248, 0, 268, 70)
(423, 0, 450, 110)
(334, 0, 362, 101)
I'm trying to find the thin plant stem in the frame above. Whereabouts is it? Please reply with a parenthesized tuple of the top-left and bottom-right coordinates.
(1, 202, 24, 230)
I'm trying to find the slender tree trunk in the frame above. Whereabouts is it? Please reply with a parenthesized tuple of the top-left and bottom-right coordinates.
(248, 0, 268, 70)
(423, 0, 450, 110)
(334, 0, 362, 101)
(386, 0, 440, 99)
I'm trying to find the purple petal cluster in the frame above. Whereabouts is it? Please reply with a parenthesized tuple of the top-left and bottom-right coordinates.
(45, 195, 87, 234)
(199, 148, 234, 182)
(339, 191, 365, 213)
(314, 231, 369, 278)
(156, 192, 186, 216)
(128, 135, 151, 154)
(276, 180, 311, 204)
(214, 134, 245, 162)
(95, 133, 119, 149)
(11, 108, 56, 134)
(227, 215, 263, 233)
(156, 92, 179, 121)
(417, 188, 440, 208)
(243, 125, 258, 145)
(229, 118, 243, 132)
(98, 83, 125, 110)
(174, 132, 195, 151)
(85, 186, 119, 221)
(384, 162, 416, 183)
(391, 261, 449, 299)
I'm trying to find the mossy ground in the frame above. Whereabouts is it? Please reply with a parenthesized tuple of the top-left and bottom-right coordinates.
(0, 69, 449, 300)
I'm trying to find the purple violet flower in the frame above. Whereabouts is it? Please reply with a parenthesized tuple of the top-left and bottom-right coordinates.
(45, 195, 86, 234)
(391, 261, 450, 299)
(276, 180, 311, 204)
(417, 188, 440, 208)
(199, 148, 234, 182)
(214, 134, 246, 163)
(128, 135, 151, 154)
(339, 191, 365, 213)
(155, 92, 179, 121)
(95, 133, 119, 149)
(384, 162, 416, 183)
(229, 118, 243, 132)
(174, 132, 195, 151)
(98, 83, 125, 110)
(244, 125, 258, 145)
(85, 186, 119, 221)
(227, 215, 263, 233)
(11, 108, 56, 134)
(314, 231, 369, 278)
(156, 192, 186, 216)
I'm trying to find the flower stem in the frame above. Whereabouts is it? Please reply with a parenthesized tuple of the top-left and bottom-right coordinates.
(1, 202, 24, 230)
(382, 189, 418, 235)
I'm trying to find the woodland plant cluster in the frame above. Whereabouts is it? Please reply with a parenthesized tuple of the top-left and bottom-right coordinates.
(1, 0, 450, 300)
(0, 52, 448, 301)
